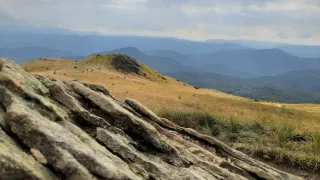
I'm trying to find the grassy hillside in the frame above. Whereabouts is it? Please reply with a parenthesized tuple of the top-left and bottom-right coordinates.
(22, 55, 320, 177)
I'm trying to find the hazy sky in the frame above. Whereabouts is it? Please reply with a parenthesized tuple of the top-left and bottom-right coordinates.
(1, 0, 320, 44)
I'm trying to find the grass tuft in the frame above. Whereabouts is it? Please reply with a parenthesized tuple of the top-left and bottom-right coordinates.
(275, 124, 296, 146)
(313, 133, 320, 153)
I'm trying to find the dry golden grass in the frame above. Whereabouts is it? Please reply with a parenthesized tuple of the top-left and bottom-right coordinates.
(262, 102, 320, 115)
(22, 57, 320, 134)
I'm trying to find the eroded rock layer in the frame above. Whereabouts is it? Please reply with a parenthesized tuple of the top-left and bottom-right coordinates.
(0, 58, 301, 180)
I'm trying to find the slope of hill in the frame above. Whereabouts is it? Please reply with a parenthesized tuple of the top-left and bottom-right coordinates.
(85, 53, 169, 82)
(251, 69, 320, 91)
(144, 50, 253, 77)
(278, 45, 320, 58)
(195, 49, 320, 77)
(22, 55, 320, 177)
(201, 63, 256, 78)
(2, 58, 303, 179)
(167, 71, 243, 87)
(106, 47, 202, 73)
(206, 39, 288, 49)
(145, 50, 194, 65)
(23, 54, 169, 83)
(167, 69, 320, 103)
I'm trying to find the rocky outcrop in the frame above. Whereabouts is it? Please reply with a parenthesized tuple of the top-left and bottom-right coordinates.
(0, 58, 302, 180)
(86, 54, 142, 75)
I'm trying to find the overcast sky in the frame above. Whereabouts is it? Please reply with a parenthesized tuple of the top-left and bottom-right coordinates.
(1, 0, 320, 44)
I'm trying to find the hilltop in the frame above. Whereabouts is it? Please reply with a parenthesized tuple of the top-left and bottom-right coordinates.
(86, 53, 142, 74)
(23, 54, 170, 83)
(22, 54, 320, 178)
(106, 47, 199, 73)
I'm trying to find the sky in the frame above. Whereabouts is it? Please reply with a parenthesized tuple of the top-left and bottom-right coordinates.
(0, 0, 320, 44)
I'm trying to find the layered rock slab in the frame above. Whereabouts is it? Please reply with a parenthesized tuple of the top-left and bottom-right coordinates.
(0, 58, 301, 180)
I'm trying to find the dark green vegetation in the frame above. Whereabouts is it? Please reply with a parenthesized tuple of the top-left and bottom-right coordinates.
(156, 109, 320, 174)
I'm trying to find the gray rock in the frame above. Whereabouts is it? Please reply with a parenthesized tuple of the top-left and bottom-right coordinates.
(0, 128, 58, 180)
(0, 58, 302, 180)
(84, 83, 111, 96)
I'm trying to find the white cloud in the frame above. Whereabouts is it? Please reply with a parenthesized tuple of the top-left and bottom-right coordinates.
(0, 0, 319, 44)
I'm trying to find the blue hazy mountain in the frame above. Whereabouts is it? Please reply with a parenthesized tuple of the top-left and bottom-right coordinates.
(193, 48, 320, 77)
(0, 46, 78, 62)
(146, 50, 194, 65)
(207, 39, 320, 58)
(167, 69, 320, 103)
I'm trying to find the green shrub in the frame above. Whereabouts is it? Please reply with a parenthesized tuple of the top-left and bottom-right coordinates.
(228, 119, 242, 133)
(275, 124, 296, 145)
(210, 125, 222, 136)
(313, 133, 320, 153)
(249, 121, 265, 134)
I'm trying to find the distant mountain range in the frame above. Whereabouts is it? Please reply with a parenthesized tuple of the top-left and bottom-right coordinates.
(98, 47, 320, 103)
(207, 39, 320, 58)
(167, 69, 320, 103)
(115, 47, 320, 78)
(1, 27, 320, 103)
(0, 34, 250, 59)
(1, 29, 319, 62)
(146, 50, 194, 65)
(0, 47, 77, 62)
(277, 45, 320, 59)
(192, 49, 320, 77)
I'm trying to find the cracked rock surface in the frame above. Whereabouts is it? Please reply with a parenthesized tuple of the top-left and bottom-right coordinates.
(0, 58, 302, 180)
